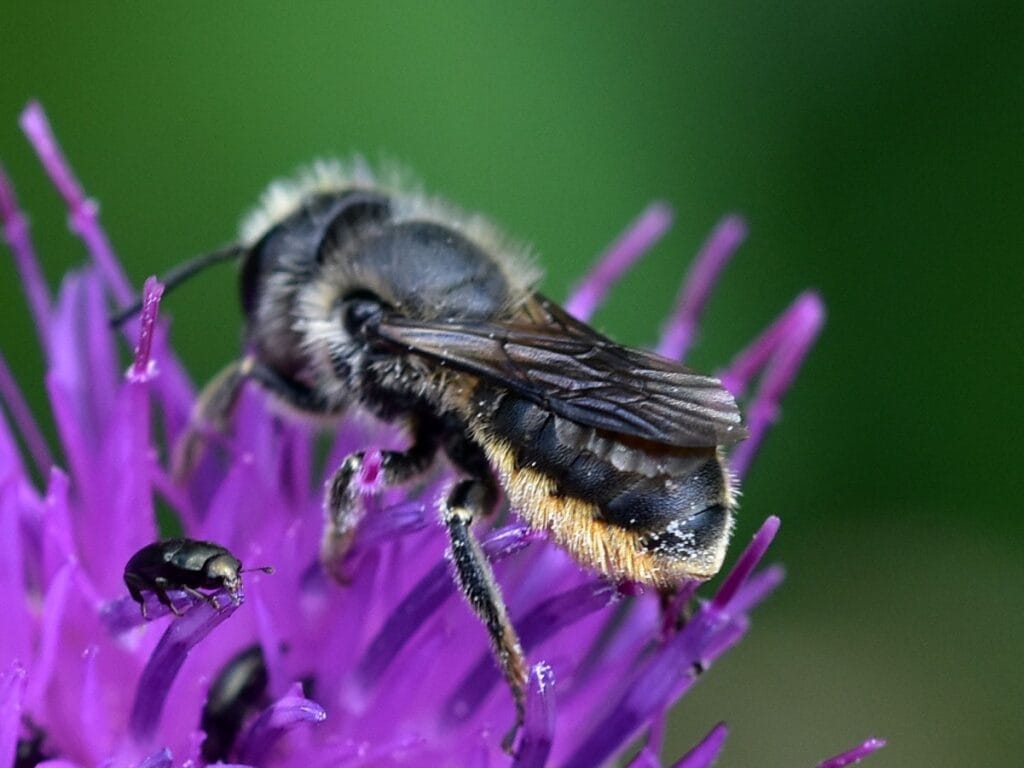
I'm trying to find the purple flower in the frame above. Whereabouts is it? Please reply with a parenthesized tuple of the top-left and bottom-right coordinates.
(0, 101, 884, 767)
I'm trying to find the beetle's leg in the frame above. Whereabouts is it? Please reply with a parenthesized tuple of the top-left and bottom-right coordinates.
(152, 577, 185, 617)
(320, 417, 439, 577)
(174, 357, 338, 481)
(442, 476, 528, 754)
(181, 585, 221, 610)
(125, 574, 148, 618)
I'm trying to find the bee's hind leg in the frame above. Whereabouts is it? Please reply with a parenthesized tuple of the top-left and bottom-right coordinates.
(320, 417, 439, 577)
(442, 476, 528, 755)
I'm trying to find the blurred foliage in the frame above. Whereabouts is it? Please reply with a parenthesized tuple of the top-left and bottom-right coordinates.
(1, 2, 1021, 765)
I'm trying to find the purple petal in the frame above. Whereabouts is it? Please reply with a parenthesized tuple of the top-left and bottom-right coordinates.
(671, 722, 728, 768)
(512, 663, 555, 768)
(721, 291, 823, 399)
(349, 498, 431, 549)
(127, 595, 241, 745)
(100, 595, 163, 635)
(712, 516, 780, 610)
(0, 405, 23, 489)
(726, 564, 785, 616)
(353, 525, 534, 693)
(561, 614, 718, 768)
(20, 101, 133, 306)
(627, 746, 661, 768)
(26, 562, 74, 709)
(134, 746, 172, 768)
(817, 737, 887, 768)
(725, 291, 825, 479)
(657, 215, 747, 361)
(79, 645, 112, 763)
(40, 467, 76, 584)
(0, 352, 53, 476)
(0, 485, 31, 666)
(0, 662, 27, 768)
(566, 202, 673, 321)
(563, 518, 781, 768)
(0, 164, 51, 345)
(235, 682, 327, 765)
(128, 277, 164, 383)
(443, 580, 614, 726)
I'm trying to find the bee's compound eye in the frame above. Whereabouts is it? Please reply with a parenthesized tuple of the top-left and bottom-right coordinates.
(341, 290, 385, 336)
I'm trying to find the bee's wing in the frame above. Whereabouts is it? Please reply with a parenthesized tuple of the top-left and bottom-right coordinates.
(372, 305, 746, 448)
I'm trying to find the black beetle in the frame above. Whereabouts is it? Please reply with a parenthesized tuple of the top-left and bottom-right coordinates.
(123, 538, 269, 617)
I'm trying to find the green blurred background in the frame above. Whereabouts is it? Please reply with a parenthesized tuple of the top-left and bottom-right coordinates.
(2, 2, 1021, 765)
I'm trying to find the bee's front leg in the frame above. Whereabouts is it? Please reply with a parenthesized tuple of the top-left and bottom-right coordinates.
(442, 476, 528, 755)
(172, 358, 252, 481)
(320, 419, 438, 577)
(174, 357, 334, 481)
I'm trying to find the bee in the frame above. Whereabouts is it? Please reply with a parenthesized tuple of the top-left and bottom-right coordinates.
(116, 162, 746, 748)
(124, 538, 272, 618)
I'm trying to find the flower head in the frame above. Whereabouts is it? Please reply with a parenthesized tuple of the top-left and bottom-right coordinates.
(0, 102, 883, 767)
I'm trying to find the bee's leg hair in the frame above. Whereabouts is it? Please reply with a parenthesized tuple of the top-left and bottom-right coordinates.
(442, 476, 528, 755)
(320, 416, 439, 575)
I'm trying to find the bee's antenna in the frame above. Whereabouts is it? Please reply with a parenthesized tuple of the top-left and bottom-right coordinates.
(110, 243, 245, 328)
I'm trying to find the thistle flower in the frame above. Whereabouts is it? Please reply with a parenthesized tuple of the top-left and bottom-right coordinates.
(0, 102, 884, 768)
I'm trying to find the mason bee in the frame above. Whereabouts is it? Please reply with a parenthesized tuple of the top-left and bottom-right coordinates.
(117, 161, 746, 748)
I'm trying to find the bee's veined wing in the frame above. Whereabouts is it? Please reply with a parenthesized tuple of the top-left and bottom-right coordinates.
(371, 306, 746, 448)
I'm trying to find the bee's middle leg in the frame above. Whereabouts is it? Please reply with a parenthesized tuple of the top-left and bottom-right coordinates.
(320, 419, 438, 575)
(441, 475, 528, 754)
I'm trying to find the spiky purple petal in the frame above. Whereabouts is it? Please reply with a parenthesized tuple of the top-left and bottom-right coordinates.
(235, 682, 327, 764)
(672, 722, 728, 768)
(129, 277, 164, 383)
(353, 525, 534, 692)
(0, 663, 27, 768)
(562, 518, 782, 768)
(136, 746, 173, 768)
(0, 164, 51, 342)
(724, 292, 825, 479)
(713, 516, 780, 609)
(658, 214, 747, 361)
(566, 202, 673, 321)
(128, 596, 241, 745)
(20, 102, 133, 307)
(0, 351, 53, 477)
(817, 738, 888, 768)
(511, 663, 555, 768)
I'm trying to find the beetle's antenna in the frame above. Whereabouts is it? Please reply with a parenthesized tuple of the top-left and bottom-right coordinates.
(110, 243, 245, 327)
(241, 565, 275, 575)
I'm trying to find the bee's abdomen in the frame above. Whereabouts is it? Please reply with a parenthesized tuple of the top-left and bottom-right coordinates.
(482, 389, 733, 580)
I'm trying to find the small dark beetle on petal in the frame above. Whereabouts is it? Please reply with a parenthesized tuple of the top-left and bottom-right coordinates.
(124, 538, 271, 618)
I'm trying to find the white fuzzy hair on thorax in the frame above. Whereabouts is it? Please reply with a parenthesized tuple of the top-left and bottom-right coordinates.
(238, 158, 541, 300)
